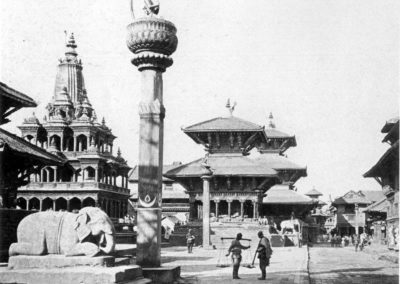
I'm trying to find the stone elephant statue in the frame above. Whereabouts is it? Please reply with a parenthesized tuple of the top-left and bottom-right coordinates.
(9, 207, 115, 257)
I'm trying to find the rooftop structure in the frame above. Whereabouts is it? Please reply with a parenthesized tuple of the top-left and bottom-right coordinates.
(165, 102, 309, 222)
(0, 83, 64, 208)
(364, 117, 399, 250)
(16, 34, 131, 217)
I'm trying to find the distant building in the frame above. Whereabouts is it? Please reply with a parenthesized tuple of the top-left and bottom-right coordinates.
(364, 117, 399, 250)
(332, 190, 385, 236)
(16, 34, 130, 218)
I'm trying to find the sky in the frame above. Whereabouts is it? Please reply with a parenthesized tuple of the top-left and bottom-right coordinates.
(1, 0, 399, 201)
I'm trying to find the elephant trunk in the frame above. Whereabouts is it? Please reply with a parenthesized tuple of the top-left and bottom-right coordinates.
(101, 233, 115, 254)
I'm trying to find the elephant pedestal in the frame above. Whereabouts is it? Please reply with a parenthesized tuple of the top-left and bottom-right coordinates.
(8, 255, 115, 269)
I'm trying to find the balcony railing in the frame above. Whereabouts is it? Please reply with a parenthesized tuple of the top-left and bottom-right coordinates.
(21, 181, 130, 195)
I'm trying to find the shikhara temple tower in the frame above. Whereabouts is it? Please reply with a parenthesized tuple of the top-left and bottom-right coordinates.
(165, 103, 309, 224)
(16, 34, 131, 218)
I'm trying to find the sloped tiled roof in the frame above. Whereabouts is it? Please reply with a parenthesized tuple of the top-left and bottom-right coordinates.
(364, 141, 399, 178)
(0, 127, 65, 165)
(183, 116, 264, 132)
(264, 128, 292, 138)
(263, 185, 314, 204)
(381, 117, 399, 133)
(362, 197, 389, 213)
(305, 188, 323, 196)
(0, 82, 36, 107)
(164, 154, 278, 178)
(361, 190, 385, 203)
(332, 190, 383, 205)
(255, 154, 307, 171)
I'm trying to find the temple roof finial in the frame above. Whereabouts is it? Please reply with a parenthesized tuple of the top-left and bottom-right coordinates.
(65, 32, 78, 57)
(102, 117, 106, 126)
(117, 147, 121, 157)
(225, 99, 236, 116)
(268, 112, 276, 128)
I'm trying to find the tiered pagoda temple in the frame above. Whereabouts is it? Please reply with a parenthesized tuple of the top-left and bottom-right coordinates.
(15, 34, 131, 218)
(164, 104, 309, 222)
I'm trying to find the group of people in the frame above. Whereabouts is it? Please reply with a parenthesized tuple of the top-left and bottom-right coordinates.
(330, 232, 370, 251)
(226, 231, 273, 280)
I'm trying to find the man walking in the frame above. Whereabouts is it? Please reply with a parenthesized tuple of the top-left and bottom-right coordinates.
(186, 229, 195, 253)
(226, 233, 250, 279)
(256, 231, 273, 280)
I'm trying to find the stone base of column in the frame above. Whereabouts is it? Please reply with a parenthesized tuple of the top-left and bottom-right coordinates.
(136, 208, 162, 267)
(142, 266, 181, 284)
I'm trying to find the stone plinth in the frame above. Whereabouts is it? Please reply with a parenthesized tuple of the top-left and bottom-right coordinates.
(8, 255, 115, 270)
(0, 264, 150, 284)
(142, 266, 181, 284)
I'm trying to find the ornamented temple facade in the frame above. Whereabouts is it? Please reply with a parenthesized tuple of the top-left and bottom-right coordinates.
(16, 34, 130, 218)
(165, 104, 310, 222)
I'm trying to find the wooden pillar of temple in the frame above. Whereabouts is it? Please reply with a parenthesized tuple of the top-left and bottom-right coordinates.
(227, 200, 232, 219)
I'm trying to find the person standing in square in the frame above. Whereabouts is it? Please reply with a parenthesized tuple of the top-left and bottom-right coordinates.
(256, 231, 273, 280)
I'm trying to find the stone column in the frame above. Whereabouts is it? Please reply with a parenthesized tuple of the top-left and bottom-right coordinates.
(227, 200, 232, 218)
(67, 199, 70, 212)
(253, 200, 257, 219)
(127, 16, 177, 267)
(53, 200, 56, 211)
(73, 135, 77, 151)
(60, 134, 64, 151)
(201, 173, 212, 249)
(240, 200, 244, 219)
(39, 199, 43, 211)
(26, 199, 30, 210)
(355, 203, 359, 236)
(215, 200, 219, 218)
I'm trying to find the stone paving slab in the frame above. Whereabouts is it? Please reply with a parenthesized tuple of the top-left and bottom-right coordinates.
(308, 247, 399, 284)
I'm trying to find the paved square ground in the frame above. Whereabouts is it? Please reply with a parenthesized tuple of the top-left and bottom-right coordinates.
(160, 246, 309, 283)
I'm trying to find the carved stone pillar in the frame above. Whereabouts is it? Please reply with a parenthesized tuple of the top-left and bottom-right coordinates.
(240, 200, 244, 219)
(227, 199, 232, 218)
(39, 199, 43, 211)
(127, 15, 177, 267)
(26, 199, 30, 210)
(201, 172, 212, 249)
(189, 194, 196, 221)
(253, 200, 257, 219)
(215, 200, 219, 218)
(67, 199, 70, 212)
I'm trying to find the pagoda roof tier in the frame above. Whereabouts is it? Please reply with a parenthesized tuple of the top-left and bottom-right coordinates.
(363, 140, 399, 178)
(262, 185, 314, 205)
(382, 120, 399, 144)
(164, 154, 278, 178)
(254, 154, 306, 184)
(381, 117, 399, 133)
(305, 187, 323, 197)
(0, 128, 65, 165)
(255, 154, 306, 172)
(1, 82, 37, 125)
(183, 116, 265, 132)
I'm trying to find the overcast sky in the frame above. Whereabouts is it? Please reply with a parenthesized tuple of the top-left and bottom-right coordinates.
(1, 0, 399, 200)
